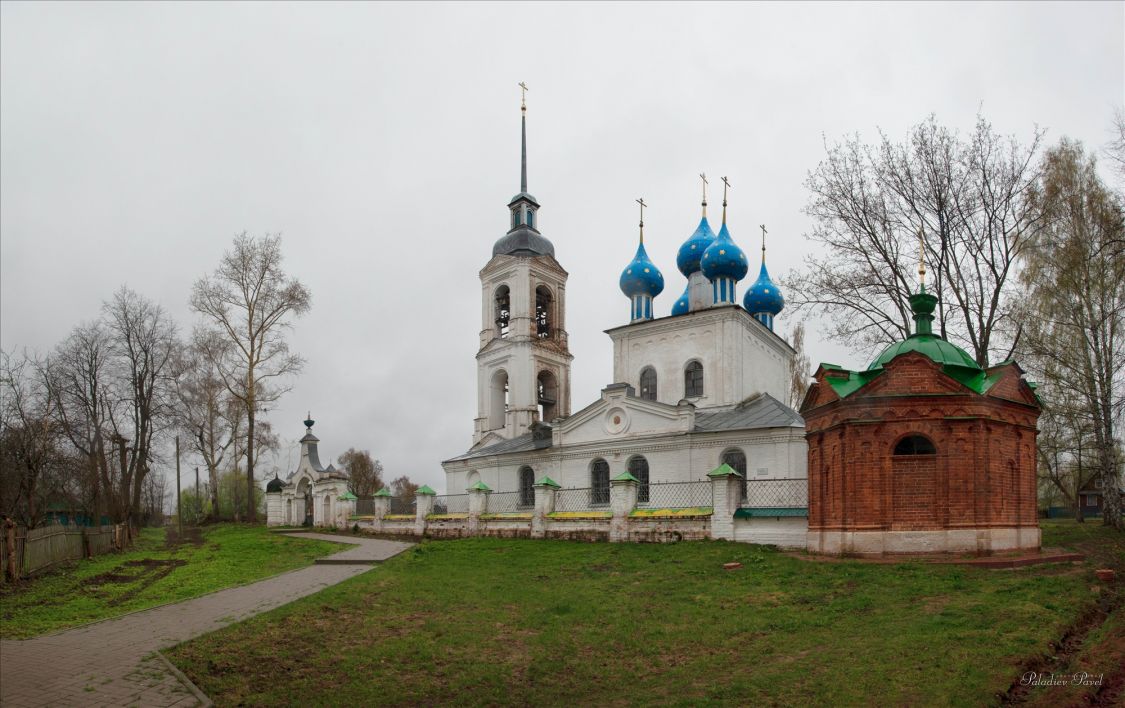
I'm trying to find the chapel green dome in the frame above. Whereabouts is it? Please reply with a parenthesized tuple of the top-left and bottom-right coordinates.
(867, 290, 981, 372)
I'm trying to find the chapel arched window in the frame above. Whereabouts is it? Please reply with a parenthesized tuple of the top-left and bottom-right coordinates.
(628, 455, 650, 503)
(537, 370, 558, 422)
(894, 435, 936, 455)
(639, 367, 657, 401)
(684, 360, 704, 398)
(590, 458, 610, 506)
(518, 466, 535, 507)
(722, 448, 748, 504)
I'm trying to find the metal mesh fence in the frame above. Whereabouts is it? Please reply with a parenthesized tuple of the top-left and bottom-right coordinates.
(740, 478, 808, 508)
(389, 496, 414, 515)
(554, 487, 608, 512)
(639, 481, 713, 509)
(486, 491, 533, 514)
(355, 498, 376, 515)
(432, 494, 469, 514)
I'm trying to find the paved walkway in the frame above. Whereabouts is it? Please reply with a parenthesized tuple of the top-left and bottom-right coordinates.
(0, 533, 413, 707)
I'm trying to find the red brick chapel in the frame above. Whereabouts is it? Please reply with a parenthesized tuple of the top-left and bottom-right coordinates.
(800, 281, 1042, 555)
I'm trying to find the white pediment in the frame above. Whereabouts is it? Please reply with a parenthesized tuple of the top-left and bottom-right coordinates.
(558, 385, 694, 446)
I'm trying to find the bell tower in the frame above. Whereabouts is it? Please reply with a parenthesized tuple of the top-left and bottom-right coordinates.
(473, 85, 573, 446)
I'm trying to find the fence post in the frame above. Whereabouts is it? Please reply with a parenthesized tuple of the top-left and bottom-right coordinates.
(467, 481, 491, 537)
(415, 485, 436, 537)
(532, 477, 560, 539)
(708, 464, 743, 540)
(610, 472, 640, 543)
(372, 487, 392, 532)
(5, 518, 17, 581)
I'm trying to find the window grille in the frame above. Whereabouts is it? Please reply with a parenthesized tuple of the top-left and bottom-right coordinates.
(590, 458, 610, 505)
(639, 367, 657, 401)
(684, 361, 704, 398)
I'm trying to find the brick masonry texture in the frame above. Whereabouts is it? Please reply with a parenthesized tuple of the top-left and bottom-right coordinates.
(802, 352, 1041, 537)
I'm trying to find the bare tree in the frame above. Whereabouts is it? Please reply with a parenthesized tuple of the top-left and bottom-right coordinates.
(0, 351, 63, 528)
(1035, 391, 1100, 521)
(786, 322, 811, 409)
(338, 448, 384, 497)
(1020, 138, 1125, 529)
(103, 287, 179, 529)
(191, 234, 311, 522)
(177, 329, 242, 520)
(1104, 107, 1125, 184)
(390, 475, 418, 506)
(786, 115, 1044, 366)
(47, 321, 115, 522)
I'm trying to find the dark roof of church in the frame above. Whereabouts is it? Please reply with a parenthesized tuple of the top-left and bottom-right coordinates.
(693, 393, 805, 431)
(445, 393, 802, 462)
(445, 432, 545, 462)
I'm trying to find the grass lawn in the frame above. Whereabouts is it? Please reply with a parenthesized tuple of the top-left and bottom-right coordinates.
(0, 524, 342, 639)
(166, 521, 1123, 706)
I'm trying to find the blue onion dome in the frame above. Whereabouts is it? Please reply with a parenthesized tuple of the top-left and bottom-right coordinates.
(700, 223, 749, 281)
(743, 262, 784, 315)
(619, 241, 665, 298)
(671, 284, 690, 315)
(676, 216, 717, 276)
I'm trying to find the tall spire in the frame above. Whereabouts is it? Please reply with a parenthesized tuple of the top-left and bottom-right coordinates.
(519, 81, 528, 193)
(636, 197, 646, 244)
(700, 172, 708, 218)
(721, 176, 730, 225)
(759, 224, 768, 265)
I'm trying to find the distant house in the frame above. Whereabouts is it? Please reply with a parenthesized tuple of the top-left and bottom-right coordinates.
(1076, 474, 1125, 517)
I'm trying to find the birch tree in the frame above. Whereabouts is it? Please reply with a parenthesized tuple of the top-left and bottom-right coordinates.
(191, 233, 310, 522)
(1020, 138, 1125, 529)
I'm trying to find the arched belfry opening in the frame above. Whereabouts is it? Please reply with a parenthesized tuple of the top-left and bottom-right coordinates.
(489, 370, 509, 430)
(495, 285, 511, 338)
(537, 370, 558, 422)
(535, 285, 553, 339)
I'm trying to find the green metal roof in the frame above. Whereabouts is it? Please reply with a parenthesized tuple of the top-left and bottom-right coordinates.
(733, 507, 808, 518)
(416, 485, 436, 496)
(338, 491, 358, 501)
(535, 476, 561, 488)
(612, 471, 640, 483)
(468, 481, 492, 492)
(373, 487, 392, 497)
(868, 333, 981, 372)
(707, 463, 742, 478)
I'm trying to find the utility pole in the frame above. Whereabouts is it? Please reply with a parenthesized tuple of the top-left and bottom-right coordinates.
(175, 436, 183, 538)
(195, 467, 201, 518)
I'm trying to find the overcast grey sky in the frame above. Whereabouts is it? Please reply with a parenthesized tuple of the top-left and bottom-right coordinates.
(2, 2, 1122, 493)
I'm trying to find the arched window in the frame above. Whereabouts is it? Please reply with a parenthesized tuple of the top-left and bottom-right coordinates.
(489, 370, 509, 430)
(512, 209, 520, 228)
(527, 209, 535, 229)
(590, 458, 610, 505)
(684, 360, 704, 398)
(323, 494, 332, 525)
(535, 285, 553, 339)
(639, 367, 657, 401)
(628, 455, 650, 503)
(495, 285, 511, 338)
(722, 448, 748, 503)
(519, 466, 535, 507)
(537, 370, 558, 422)
(894, 435, 936, 455)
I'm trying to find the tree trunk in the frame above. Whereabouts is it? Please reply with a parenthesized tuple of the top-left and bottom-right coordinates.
(246, 405, 256, 523)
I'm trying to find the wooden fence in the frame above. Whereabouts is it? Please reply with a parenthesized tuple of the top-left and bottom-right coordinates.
(1, 523, 131, 583)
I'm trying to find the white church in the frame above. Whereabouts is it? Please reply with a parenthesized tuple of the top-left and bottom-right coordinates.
(440, 94, 808, 511)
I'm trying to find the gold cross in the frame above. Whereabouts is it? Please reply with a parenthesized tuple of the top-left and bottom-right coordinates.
(700, 173, 708, 201)
(636, 197, 647, 224)
(519, 82, 528, 110)
(918, 228, 927, 283)
(721, 176, 731, 203)
(760, 223, 767, 245)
